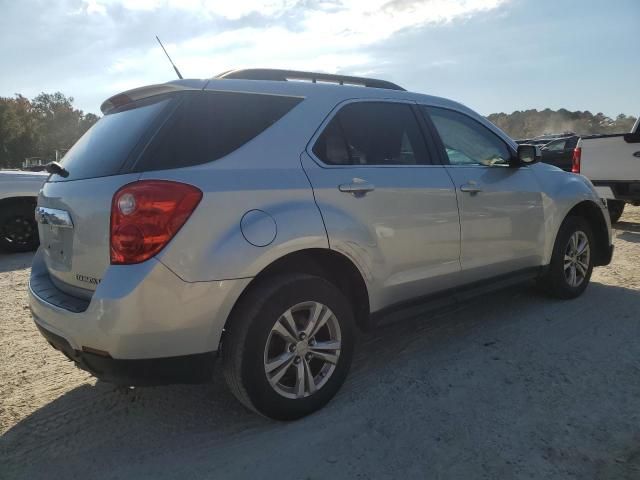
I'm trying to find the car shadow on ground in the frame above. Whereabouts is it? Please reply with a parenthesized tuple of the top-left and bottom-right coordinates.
(615, 220, 640, 233)
(618, 231, 640, 243)
(3, 280, 640, 479)
(614, 219, 640, 243)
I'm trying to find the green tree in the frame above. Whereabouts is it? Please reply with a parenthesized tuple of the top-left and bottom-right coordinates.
(0, 92, 99, 168)
(486, 109, 637, 139)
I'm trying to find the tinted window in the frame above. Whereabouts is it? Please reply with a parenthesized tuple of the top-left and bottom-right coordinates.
(545, 139, 567, 151)
(424, 107, 512, 166)
(313, 102, 429, 166)
(53, 96, 172, 181)
(136, 91, 302, 172)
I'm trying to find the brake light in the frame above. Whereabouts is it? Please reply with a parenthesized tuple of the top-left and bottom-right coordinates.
(572, 147, 581, 173)
(110, 180, 202, 265)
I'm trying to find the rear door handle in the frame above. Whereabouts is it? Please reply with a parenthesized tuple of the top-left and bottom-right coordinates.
(339, 180, 375, 196)
(633, 151, 640, 158)
(460, 184, 482, 194)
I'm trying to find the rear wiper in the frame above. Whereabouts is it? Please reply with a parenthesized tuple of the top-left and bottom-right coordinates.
(45, 161, 69, 178)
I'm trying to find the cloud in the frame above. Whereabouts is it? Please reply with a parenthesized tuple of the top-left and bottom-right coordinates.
(0, 0, 508, 112)
(104, 0, 509, 79)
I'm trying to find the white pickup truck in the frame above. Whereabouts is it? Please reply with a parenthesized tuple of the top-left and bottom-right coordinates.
(0, 170, 48, 252)
(575, 117, 640, 223)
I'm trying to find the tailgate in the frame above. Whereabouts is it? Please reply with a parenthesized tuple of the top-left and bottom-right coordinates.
(581, 135, 640, 181)
(33, 92, 179, 299)
(36, 174, 140, 297)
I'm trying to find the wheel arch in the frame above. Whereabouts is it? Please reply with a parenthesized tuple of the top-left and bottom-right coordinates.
(561, 200, 611, 266)
(220, 248, 371, 349)
(0, 195, 37, 210)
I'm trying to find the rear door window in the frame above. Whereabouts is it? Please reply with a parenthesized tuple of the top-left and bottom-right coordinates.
(51, 95, 172, 181)
(312, 102, 430, 166)
(135, 91, 303, 172)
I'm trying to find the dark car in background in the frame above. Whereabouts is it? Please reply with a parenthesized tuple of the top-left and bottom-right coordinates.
(539, 135, 580, 172)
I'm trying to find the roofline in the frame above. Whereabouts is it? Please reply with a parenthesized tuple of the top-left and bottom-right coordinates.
(215, 68, 405, 91)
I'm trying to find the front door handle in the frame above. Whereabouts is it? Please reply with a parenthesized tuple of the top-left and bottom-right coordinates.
(460, 184, 482, 194)
(633, 151, 640, 158)
(339, 179, 375, 196)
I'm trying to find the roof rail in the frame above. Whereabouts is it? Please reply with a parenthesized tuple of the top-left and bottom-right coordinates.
(214, 69, 405, 91)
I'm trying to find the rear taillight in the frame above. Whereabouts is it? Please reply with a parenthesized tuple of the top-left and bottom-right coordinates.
(110, 180, 202, 265)
(571, 146, 581, 173)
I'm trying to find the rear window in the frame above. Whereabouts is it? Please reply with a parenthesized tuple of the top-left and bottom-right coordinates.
(52, 95, 172, 181)
(52, 91, 302, 181)
(134, 91, 303, 172)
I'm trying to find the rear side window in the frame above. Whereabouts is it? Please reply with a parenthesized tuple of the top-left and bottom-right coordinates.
(424, 106, 512, 166)
(53, 96, 172, 181)
(135, 91, 303, 172)
(313, 102, 429, 166)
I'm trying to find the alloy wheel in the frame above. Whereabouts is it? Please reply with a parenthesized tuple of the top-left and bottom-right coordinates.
(564, 230, 590, 288)
(1, 216, 35, 247)
(263, 301, 342, 399)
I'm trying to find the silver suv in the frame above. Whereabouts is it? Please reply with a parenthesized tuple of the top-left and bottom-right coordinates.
(30, 69, 613, 419)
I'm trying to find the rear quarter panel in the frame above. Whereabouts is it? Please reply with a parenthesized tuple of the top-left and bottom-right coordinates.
(148, 163, 329, 281)
(147, 94, 336, 282)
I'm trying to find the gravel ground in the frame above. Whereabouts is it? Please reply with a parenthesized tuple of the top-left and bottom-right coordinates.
(1, 207, 640, 480)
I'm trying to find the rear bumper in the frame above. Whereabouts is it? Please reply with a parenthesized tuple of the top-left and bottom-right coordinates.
(592, 181, 640, 203)
(35, 322, 215, 385)
(29, 248, 251, 364)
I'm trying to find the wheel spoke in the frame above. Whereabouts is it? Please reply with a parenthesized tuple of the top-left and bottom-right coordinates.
(576, 236, 589, 255)
(310, 349, 339, 365)
(295, 359, 306, 398)
(303, 358, 316, 395)
(569, 265, 577, 286)
(268, 355, 296, 385)
(282, 310, 299, 338)
(273, 312, 298, 344)
(569, 233, 577, 253)
(310, 340, 341, 351)
(303, 302, 323, 338)
(265, 351, 294, 373)
(310, 309, 333, 338)
(576, 260, 589, 276)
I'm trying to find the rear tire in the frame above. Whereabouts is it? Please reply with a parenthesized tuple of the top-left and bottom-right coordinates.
(607, 200, 625, 224)
(0, 200, 39, 253)
(538, 216, 594, 299)
(222, 274, 355, 420)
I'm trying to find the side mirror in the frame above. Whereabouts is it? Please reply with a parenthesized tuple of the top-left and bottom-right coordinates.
(514, 144, 541, 166)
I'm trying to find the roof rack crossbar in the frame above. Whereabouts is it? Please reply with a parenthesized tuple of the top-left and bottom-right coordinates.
(214, 69, 405, 91)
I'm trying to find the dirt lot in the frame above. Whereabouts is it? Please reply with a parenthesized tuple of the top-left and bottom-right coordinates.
(1, 208, 640, 479)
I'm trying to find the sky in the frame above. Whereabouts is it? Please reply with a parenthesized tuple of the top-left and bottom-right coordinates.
(0, 0, 638, 117)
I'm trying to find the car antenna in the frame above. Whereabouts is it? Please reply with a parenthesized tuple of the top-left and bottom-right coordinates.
(155, 35, 183, 79)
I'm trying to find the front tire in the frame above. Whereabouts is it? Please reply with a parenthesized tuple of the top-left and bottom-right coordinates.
(538, 216, 594, 299)
(222, 274, 355, 420)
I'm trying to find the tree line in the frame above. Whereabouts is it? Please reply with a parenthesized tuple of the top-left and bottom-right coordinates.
(0, 93, 637, 169)
(0, 92, 98, 169)
(487, 109, 637, 140)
